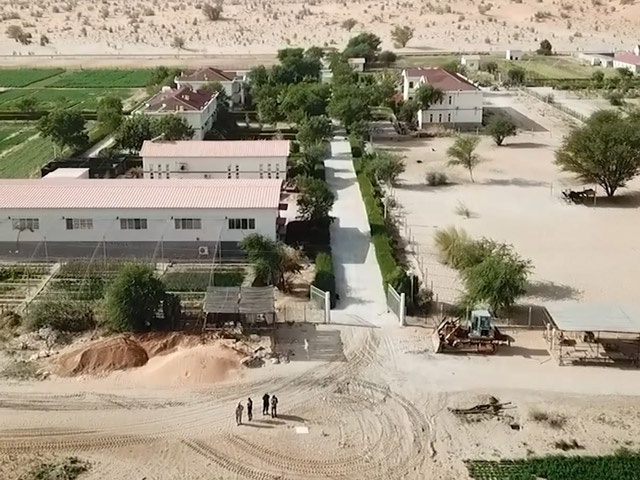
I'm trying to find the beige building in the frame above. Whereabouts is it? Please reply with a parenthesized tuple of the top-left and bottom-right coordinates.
(175, 67, 246, 107)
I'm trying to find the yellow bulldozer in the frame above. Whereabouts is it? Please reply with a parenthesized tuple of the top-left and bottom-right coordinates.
(432, 309, 513, 354)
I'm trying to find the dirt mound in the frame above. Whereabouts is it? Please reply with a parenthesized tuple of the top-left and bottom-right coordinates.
(133, 332, 202, 358)
(119, 343, 242, 386)
(57, 337, 149, 376)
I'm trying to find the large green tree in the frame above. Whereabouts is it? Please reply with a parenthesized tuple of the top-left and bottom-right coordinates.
(328, 82, 372, 133)
(555, 110, 640, 196)
(391, 25, 414, 48)
(297, 115, 333, 147)
(154, 115, 195, 141)
(114, 114, 155, 152)
(37, 109, 89, 152)
(296, 177, 335, 223)
(414, 84, 444, 110)
(96, 96, 124, 131)
(343, 32, 382, 63)
(279, 82, 330, 123)
(104, 263, 166, 332)
(488, 116, 517, 146)
(365, 150, 406, 185)
(447, 135, 481, 182)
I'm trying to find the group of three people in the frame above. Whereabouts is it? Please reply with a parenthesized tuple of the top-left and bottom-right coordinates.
(235, 393, 278, 425)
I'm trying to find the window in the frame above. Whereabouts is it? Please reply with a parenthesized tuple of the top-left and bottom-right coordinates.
(174, 218, 202, 230)
(120, 218, 148, 230)
(275, 164, 280, 179)
(12, 218, 39, 230)
(228, 218, 256, 230)
(409, 81, 414, 88)
(438, 113, 442, 122)
(149, 163, 154, 179)
(259, 164, 264, 179)
(227, 165, 232, 179)
(235, 164, 240, 179)
(166, 164, 170, 179)
(66, 218, 93, 230)
(429, 114, 433, 123)
(447, 113, 452, 122)
(448, 96, 452, 105)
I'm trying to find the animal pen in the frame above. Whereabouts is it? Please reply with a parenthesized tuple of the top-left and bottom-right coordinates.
(543, 303, 640, 366)
(202, 286, 275, 331)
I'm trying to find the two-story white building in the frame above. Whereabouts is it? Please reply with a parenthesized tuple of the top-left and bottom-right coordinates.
(613, 46, 640, 74)
(401, 67, 483, 127)
(0, 178, 283, 260)
(138, 86, 218, 140)
(175, 67, 246, 107)
(139, 139, 291, 180)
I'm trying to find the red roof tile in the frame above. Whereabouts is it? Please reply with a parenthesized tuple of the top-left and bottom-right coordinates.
(614, 52, 640, 66)
(178, 67, 235, 82)
(145, 86, 216, 112)
(405, 67, 478, 91)
(0, 179, 282, 210)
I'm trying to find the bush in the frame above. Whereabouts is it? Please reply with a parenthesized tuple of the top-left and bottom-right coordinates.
(26, 300, 95, 332)
(313, 252, 336, 307)
(285, 220, 330, 259)
(425, 170, 449, 186)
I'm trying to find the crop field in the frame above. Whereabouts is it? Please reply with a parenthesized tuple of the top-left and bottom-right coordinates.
(0, 68, 65, 88)
(0, 88, 134, 111)
(48, 69, 155, 88)
(0, 123, 35, 155)
(496, 55, 606, 79)
(466, 451, 640, 480)
(162, 266, 246, 292)
(0, 134, 55, 178)
(0, 263, 53, 309)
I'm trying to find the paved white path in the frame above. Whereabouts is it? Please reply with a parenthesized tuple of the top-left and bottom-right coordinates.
(325, 139, 395, 326)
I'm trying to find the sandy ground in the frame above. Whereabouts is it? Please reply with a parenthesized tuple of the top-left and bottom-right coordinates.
(3, 325, 640, 479)
(0, 0, 638, 60)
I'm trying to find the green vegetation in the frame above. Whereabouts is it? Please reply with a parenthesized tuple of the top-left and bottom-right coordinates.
(0, 134, 55, 177)
(25, 456, 90, 480)
(0, 123, 36, 155)
(26, 300, 96, 332)
(162, 268, 245, 292)
(240, 234, 304, 291)
(48, 69, 154, 88)
(0, 88, 133, 111)
(447, 135, 481, 182)
(466, 450, 640, 480)
(313, 252, 336, 307)
(0, 68, 64, 87)
(0, 359, 39, 380)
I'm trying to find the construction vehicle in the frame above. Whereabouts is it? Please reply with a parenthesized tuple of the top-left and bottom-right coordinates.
(432, 309, 513, 354)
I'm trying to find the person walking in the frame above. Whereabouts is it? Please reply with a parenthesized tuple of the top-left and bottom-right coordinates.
(303, 338, 310, 360)
(262, 393, 270, 416)
(235, 402, 244, 426)
(247, 397, 253, 421)
(270, 395, 278, 418)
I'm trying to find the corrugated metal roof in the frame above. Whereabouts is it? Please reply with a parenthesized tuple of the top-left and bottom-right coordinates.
(0, 179, 282, 210)
(140, 140, 291, 158)
(545, 302, 640, 333)
(203, 286, 274, 314)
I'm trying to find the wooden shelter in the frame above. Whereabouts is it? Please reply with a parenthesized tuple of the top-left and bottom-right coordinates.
(202, 286, 275, 330)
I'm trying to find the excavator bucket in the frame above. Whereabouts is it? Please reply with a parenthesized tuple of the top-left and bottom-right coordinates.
(432, 329, 442, 353)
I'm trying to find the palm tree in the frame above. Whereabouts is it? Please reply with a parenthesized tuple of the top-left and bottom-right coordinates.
(239, 234, 303, 291)
(446, 135, 481, 182)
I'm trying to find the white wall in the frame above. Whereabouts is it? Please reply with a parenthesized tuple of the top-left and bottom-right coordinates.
(143, 155, 288, 180)
(418, 90, 483, 126)
(141, 99, 217, 141)
(0, 207, 278, 245)
(612, 60, 640, 74)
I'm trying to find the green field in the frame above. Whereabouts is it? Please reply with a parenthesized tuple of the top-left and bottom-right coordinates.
(0, 134, 55, 178)
(48, 69, 155, 88)
(0, 123, 36, 155)
(0, 88, 134, 111)
(0, 68, 65, 87)
(467, 451, 640, 480)
(495, 55, 613, 80)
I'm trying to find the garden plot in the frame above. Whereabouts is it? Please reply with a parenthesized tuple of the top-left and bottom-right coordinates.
(0, 88, 134, 111)
(0, 123, 36, 156)
(48, 69, 154, 88)
(0, 69, 64, 88)
(0, 263, 54, 309)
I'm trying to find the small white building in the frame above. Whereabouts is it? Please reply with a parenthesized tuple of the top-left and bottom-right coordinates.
(461, 55, 480, 71)
(139, 140, 291, 180)
(401, 67, 483, 127)
(505, 49, 523, 61)
(613, 47, 640, 74)
(347, 57, 366, 72)
(138, 86, 218, 141)
(175, 67, 246, 107)
(42, 168, 90, 180)
(0, 178, 283, 260)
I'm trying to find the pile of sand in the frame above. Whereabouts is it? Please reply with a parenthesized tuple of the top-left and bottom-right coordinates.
(133, 332, 202, 358)
(57, 337, 149, 377)
(118, 344, 242, 386)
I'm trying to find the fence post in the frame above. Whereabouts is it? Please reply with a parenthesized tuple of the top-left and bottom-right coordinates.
(528, 306, 533, 328)
(399, 293, 406, 327)
(324, 291, 331, 324)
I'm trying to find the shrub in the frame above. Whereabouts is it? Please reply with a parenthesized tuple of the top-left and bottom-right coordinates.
(1, 360, 39, 380)
(607, 90, 625, 106)
(425, 170, 449, 186)
(26, 300, 95, 332)
(313, 252, 336, 307)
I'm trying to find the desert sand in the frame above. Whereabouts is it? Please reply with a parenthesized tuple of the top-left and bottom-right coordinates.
(0, 0, 638, 60)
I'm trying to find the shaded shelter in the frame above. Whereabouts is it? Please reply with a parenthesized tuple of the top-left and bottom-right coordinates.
(203, 286, 275, 330)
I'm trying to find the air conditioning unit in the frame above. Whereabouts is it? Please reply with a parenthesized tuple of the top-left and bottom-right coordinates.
(179, 163, 188, 171)
(203, 174, 211, 179)
(198, 246, 209, 256)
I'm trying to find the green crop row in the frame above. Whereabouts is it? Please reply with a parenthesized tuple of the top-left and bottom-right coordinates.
(0, 135, 56, 178)
(162, 269, 245, 292)
(0, 88, 133, 112)
(0, 68, 65, 87)
(467, 450, 640, 480)
(48, 69, 155, 88)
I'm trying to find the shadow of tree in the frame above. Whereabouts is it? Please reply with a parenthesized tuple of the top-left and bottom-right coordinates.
(527, 280, 582, 301)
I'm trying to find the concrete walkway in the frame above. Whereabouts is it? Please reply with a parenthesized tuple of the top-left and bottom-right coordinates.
(325, 139, 394, 326)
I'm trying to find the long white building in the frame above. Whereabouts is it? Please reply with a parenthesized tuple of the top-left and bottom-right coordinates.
(401, 67, 483, 127)
(139, 140, 291, 180)
(0, 178, 283, 260)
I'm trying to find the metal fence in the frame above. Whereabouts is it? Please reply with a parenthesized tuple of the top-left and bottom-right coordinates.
(520, 87, 587, 123)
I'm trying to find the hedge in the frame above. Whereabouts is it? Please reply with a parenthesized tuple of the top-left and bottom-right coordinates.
(353, 155, 397, 289)
(312, 251, 337, 308)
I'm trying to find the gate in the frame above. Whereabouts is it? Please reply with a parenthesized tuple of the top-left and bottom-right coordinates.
(310, 285, 331, 324)
(386, 285, 406, 326)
